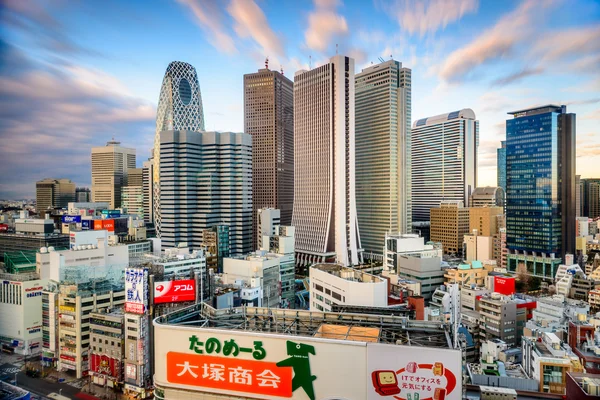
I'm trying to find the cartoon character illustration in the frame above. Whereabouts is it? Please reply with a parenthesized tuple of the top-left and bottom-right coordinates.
(406, 362, 418, 373)
(434, 388, 446, 400)
(371, 370, 401, 396)
(276, 341, 316, 400)
(433, 362, 444, 376)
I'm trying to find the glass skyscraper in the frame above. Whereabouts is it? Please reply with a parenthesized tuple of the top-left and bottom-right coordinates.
(505, 105, 575, 278)
(497, 141, 506, 192)
(355, 60, 411, 260)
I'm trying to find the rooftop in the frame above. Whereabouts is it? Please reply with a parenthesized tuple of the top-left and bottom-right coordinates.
(156, 303, 454, 348)
(311, 263, 385, 283)
(507, 104, 563, 116)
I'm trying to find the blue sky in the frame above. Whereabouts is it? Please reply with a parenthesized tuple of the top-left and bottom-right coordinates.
(0, 0, 599, 198)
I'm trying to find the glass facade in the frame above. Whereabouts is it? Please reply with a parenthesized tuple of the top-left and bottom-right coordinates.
(497, 141, 506, 192)
(506, 111, 561, 255)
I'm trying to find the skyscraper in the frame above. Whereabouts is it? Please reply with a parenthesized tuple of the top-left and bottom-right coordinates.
(122, 168, 143, 217)
(582, 178, 600, 218)
(36, 178, 76, 217)
(243, 66, 294, 248)
(153, 62, 205, 236)
(355, 60, 411, 260)
(497, 140, 506, 192)
(575, 175, 581, 217)
(292, 55, 361, 268)
(159, 130, 252, 255)
(142, 159, 154, 224)
(411, 109, 479, 225)
(91, 140, 135, 209)
(505, 105, 575, 278)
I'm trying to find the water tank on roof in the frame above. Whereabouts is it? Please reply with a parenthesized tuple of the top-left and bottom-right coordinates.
(48, 247, 55, 252)
(40, 247, 48, 253)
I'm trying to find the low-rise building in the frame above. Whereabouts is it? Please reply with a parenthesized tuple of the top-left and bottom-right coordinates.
(222, 252, 280, 308)
(568, 320, 600, 374)
(566, 372, 600, 399)
(479, 293, 517, 347)
(259, 225, 295, 307)
(310, 264, 388, 312)
(444, 261, 488, 287)
(89, 309, 125, 389)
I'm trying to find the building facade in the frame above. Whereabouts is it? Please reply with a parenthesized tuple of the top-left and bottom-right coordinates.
(91, 140, 136, 209)
(469, 187, 504, 208)
(36, 178, 76, 217)
(430, 201, 469, 256)
(506, 105, 576, 278)
(292, 55, 361, 267)
(89, 309, 125, 389)
(411, 109, 478, 225)
(159, 130, 252, 255)
(244, 67, 294, 247)
(355, 60, 412, 259)
(259, 225, 295, 307)
(76, 187, 91, 203)
(153, 61, 205, 235)
(582, 178, 600, 219)
(497, 141, 506, 192)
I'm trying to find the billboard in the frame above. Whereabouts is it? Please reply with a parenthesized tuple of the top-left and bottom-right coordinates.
(62, 215, 81, 224)
(153, 324, 462, 400)
(0, 224, 7, 232)
(494, 276, 516, 295)
(102, 209, 121, 218)
(90, 354, 119, 378)
(94, 219, 114, 232)
(81, 219, 91, 230)
(154, 280, 196, 304)
(125, 267, 148, 314)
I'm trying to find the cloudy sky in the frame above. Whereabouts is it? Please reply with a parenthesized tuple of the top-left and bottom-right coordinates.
(0, 0, 599, 199)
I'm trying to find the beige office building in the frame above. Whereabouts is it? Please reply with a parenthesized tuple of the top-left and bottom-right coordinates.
(430, 201, 469, 255)
(91, 140, 136, 209)
(244, 67, 294, 248)
(36, 178, 76, 216)
(122, 168, 143, 217)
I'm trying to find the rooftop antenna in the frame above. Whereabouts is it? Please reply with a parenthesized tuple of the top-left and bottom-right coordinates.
(309, 55, 312, 69)
(265, 57, 269, 70)
(336, 43, 338, 55)
(378, 57, 385, 63)
(390, 54, 393, 60)
(280, 65, 284, 76)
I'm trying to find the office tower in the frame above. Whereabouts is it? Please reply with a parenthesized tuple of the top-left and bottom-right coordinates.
(159, 130, 252, 255)
(575, 175, 581, 217)
(292, 55, 361, 268)
(122, 168, 143, 217)
(497, 141, 506, 192)
(36, 178, 76, 217)
(430, 201, 469, 256)
(355, 60, 412, 260)
(582, 178, 600, 218)
(506, 105, 575, 278)
(75, 187, 91, 203)
(469, 186, 505, 208)
(412, 109, 478, 226)
(244, 66, 294, 248)
(153, 61, 205, 236)
(142, 160, 154, 223)
(91, 140, 135, 209)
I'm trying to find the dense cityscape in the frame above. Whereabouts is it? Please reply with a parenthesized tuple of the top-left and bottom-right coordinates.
(1, 1, 599, 400)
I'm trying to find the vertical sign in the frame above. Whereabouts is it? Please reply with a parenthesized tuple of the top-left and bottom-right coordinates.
(125, 267, 148, 314)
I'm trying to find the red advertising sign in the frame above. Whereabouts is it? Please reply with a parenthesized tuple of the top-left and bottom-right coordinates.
(0, 224, 8, 232)
(154, 280, 196, 304)
(93, 219, 114, 232)
(494, 276, 516, 295)
(90, 354, 118, 378)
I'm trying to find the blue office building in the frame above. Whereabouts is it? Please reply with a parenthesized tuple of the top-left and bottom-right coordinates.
(505, 105, 575, 278)
(497, 141, 506, 192)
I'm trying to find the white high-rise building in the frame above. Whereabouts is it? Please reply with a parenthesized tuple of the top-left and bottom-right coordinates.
(159, 130, 252, 255)
(355, 60, 412, 260)
(292, 55, 361, 268)
(411, 109, 478, 225)
(91, 140, 136, 209)
(153, 62, 205, 236)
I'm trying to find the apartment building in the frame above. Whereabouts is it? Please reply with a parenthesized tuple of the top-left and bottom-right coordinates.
(479, 293, 517, 348)
(89, 309, 125, 388)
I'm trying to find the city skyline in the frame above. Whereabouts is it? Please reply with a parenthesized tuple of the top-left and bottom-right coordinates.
(0, 0, 599, 198)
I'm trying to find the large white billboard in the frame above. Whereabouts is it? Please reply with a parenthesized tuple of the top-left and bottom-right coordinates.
(153, 323, 462, 400)
(125, 267, 148, 314)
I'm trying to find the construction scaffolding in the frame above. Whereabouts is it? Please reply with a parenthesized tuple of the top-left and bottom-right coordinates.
(156, 302, 453, 349)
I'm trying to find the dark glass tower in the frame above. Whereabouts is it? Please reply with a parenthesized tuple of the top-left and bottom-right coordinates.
(497, 141, 506, 192)
(505, 105, 575, 278)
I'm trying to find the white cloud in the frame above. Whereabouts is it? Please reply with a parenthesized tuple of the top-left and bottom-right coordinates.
(304, 0, 348, 52)
(176, 0, 237, 54)
(390, 0, 478, 36)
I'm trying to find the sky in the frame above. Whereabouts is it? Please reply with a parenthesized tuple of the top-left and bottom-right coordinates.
(0, 0, 599, 199)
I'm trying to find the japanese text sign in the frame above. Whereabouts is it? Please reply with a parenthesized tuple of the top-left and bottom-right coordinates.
(125, 267, 148, 314)
(154, 280, 196, 304)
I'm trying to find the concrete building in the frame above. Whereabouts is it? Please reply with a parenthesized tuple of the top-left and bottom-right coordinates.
(506, 105, 576, 278)
(123, 312, 152, 398)
(576, 175, 582, 217)
(568, 320, 600, 375)
(259, 225, 295, 307)
(89, 309, 125, 389)
(91, 140, 136, 209)
(256, 208, 280, 249)
(201, 225, 229, 273)
(444, 262, 488, 287)
(310, 264, 387, 312)
(122, 168, 143, 218)
(469, 187, 505, 208)
(522, 332, 583, 394)
(292, 55, 361, 268)
(554, 255, 585, 297)
(465, 206, 504, 263)
(152, 61, 205, 235)
(582, 178, 600, 219)
(412, 109, 478, 226)
(57, 280, 125, 378)
(244, 66, 294, 247)
(479, 293, 517, 348)
(222, 252, 281, 308)
(76, 187, 91, 203)
(0, 223, 69, 263)
(355, 60, 412, 260)
(142, 160, 154, 224)
(497, 141, 506, 193)
(525, 295, 589, 335)
(566, 372, 600, 399)
(159, 130, 252, 255)
(430, 201, 469, 256)
(383, 233, 444, 300)
(36, 178, 76, 217)
(0, 273, 47, 356)
(493, 228, 508, 269)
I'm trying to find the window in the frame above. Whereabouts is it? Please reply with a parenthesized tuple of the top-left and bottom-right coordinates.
(332, 292, 342, 301)
(314, 284, 323, 292)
